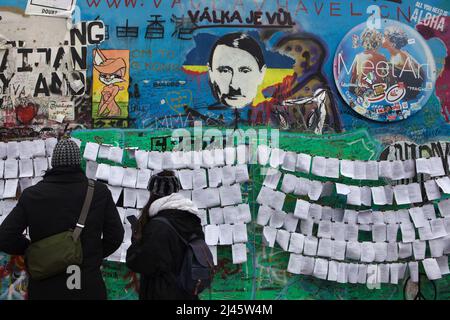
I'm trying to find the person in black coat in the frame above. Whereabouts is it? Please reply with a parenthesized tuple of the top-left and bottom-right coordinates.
(0, 138, 124, 300)
(126, 171, 205, 300)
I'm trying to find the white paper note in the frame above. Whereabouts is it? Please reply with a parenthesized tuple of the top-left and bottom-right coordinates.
(325, 158, 340, 179)
(296, 153, 311, 173)
(108, 166, 125, 187)
(398, 242, 412, 259)
(374, 242, 387, 262)
(429, 157, 445, 177)
(235, 164, 249, 183)
(263, 168, 282, 189)
(269, 148, 285, 169)
(232, 223, 248, 243)
(263, 226, 277, 247)
(96, 163, 111, 181)
(300, 219, 314, 236)
(4, 159, 19, 179)
(232, 243, 247, 264)
(422, 258, 442, 280)
(386, 242, 399, 262)
(208, 207, 224, 225)
(393, 184, 410, 205)
(345, 223, 359, 242)
(257, 145, 271, 166)
(328, 261, 339, 282)
(219, 224, 233, 245)
(147, 151, 163, 170)
(413, 240, 426, 260)
(361, 242, 376, 263)
(205, 225, 220, 246)
(311, 156, 326, 177)
(293, 199, 310, 220)
(257, 205, 274, 226)
(372, 224, 387, 242)
(409, 207, 427, 228)
(3, 179, 18, 198)
(317, 220, 332, 239)
(340, 160, 354, 178)
(416, 158, 431, 174)
(281, 174, 297, 194)
(33, 157, 48, 177)
(400, 222, 416, 243)
(224, 147, 236, 166)
(18, 141, 33, 159)
(332, 222, 346, 241)
(237, 203, 251, 223)
(108, 147, 123, 164)
(275, 229, 290, 251)
(283, 214, 299, 233)
(122, 168, 138, 189)
(83, 142, 100, 161)
(409, 261, 419, 282)
(269, 211, 286, 229)
(294, 177, 310, 196)
(178, 169, 193, 190)
(223, 206, 239, 225)
(236, 145, 248, 165)
(317, 238, 332, 258)
(220, 184, 242, 207)
(287, 254, 302, 274)
(303, 236, 318, 256)
(288, 233, 305, 254)
(408, 183, 423, 203)
(136, 169, 152, 189)
(281, 152, 297, 172)
(308, 181, 323, 201)
(135, 150, 149, 169)
(436, 177, 450, 194)
(193, 168, 208, 190)
(123, 188, 138, 208)
(192, 188, 221, 209)
(424, 180, 441, 201)
(436, 256, 450, 275)
(19, 159, 33, 178)
(313, 258, 329, 280)
(221, 165, 236, 186)
(136, 189, 150, 209)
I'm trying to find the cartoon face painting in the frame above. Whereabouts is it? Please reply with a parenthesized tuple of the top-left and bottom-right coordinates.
(93, 49, 127, 117)
(208, 33, 267, 109)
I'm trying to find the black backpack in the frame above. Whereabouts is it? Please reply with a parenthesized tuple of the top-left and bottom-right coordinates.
(153, 217, 215, 296)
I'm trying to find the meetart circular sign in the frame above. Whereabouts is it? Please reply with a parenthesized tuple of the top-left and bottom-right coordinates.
(333, 19, 437, 122)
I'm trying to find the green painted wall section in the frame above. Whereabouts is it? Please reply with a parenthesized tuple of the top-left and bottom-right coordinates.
(68, 127, 450, 300)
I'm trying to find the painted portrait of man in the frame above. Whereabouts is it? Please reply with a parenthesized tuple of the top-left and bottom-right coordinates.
(208, 32, 267, 109)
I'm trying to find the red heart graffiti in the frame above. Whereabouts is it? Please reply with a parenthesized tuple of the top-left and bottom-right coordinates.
(15, 102, 39, 125)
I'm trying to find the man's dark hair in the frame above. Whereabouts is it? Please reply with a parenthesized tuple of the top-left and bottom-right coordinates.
(208, 33, 266, 70)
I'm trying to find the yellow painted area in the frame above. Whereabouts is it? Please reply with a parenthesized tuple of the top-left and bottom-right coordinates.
(182, 65, 294, 106)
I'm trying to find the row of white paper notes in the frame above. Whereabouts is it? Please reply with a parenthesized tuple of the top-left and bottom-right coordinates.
(287, 254, 449, 283)
(88, 162, 154, 189)
(177, 165, 249, 190)
(257, 145, 448, 180)
(106, 185, 150, 209)
(0, 157, 51, 179)
(263, 225, 450, 262)
(204, 223, 248, 246)
(189, 184, 243, 209)
(291, 199, 450, 230)
(205, 204, 251, 226)
(134, 145, 251, 171)
(0, 138, 57, 160)
(264, 171, 332, 202)
(83, 142, 124, 164)
(259, 204, 450, 244)
(206, 243, 246, 265)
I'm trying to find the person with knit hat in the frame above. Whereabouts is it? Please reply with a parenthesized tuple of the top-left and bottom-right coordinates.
(0, 137, 124, 300)
(126, 170, 205, 300)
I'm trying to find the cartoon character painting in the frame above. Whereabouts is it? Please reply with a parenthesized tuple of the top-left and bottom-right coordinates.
(93, 49, 126, 117)
(92, 49, 130, 124)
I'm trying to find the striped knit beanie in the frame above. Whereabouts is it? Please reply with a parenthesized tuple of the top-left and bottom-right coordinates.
(51, 138, 82, 168)
(148, 171, 181, 196)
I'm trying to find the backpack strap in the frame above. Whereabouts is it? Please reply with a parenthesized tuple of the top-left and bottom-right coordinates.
(72, 179, 95, 241)
(152, 216, 189, 246)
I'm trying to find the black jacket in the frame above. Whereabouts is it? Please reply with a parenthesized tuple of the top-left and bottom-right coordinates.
(126, 209, 204, 300)
(0, 167, 124, 300)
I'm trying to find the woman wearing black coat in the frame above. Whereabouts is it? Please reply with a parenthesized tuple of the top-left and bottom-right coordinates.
(126, 171, 205, 300)
(0, 138, 124, 300)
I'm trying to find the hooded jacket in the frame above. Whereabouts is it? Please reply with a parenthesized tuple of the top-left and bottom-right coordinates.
(126, 193, 204, 300)
(0, 167, 124, 300)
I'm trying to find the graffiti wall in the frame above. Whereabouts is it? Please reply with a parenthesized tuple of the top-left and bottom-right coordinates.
(1, 0, 450, 300)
